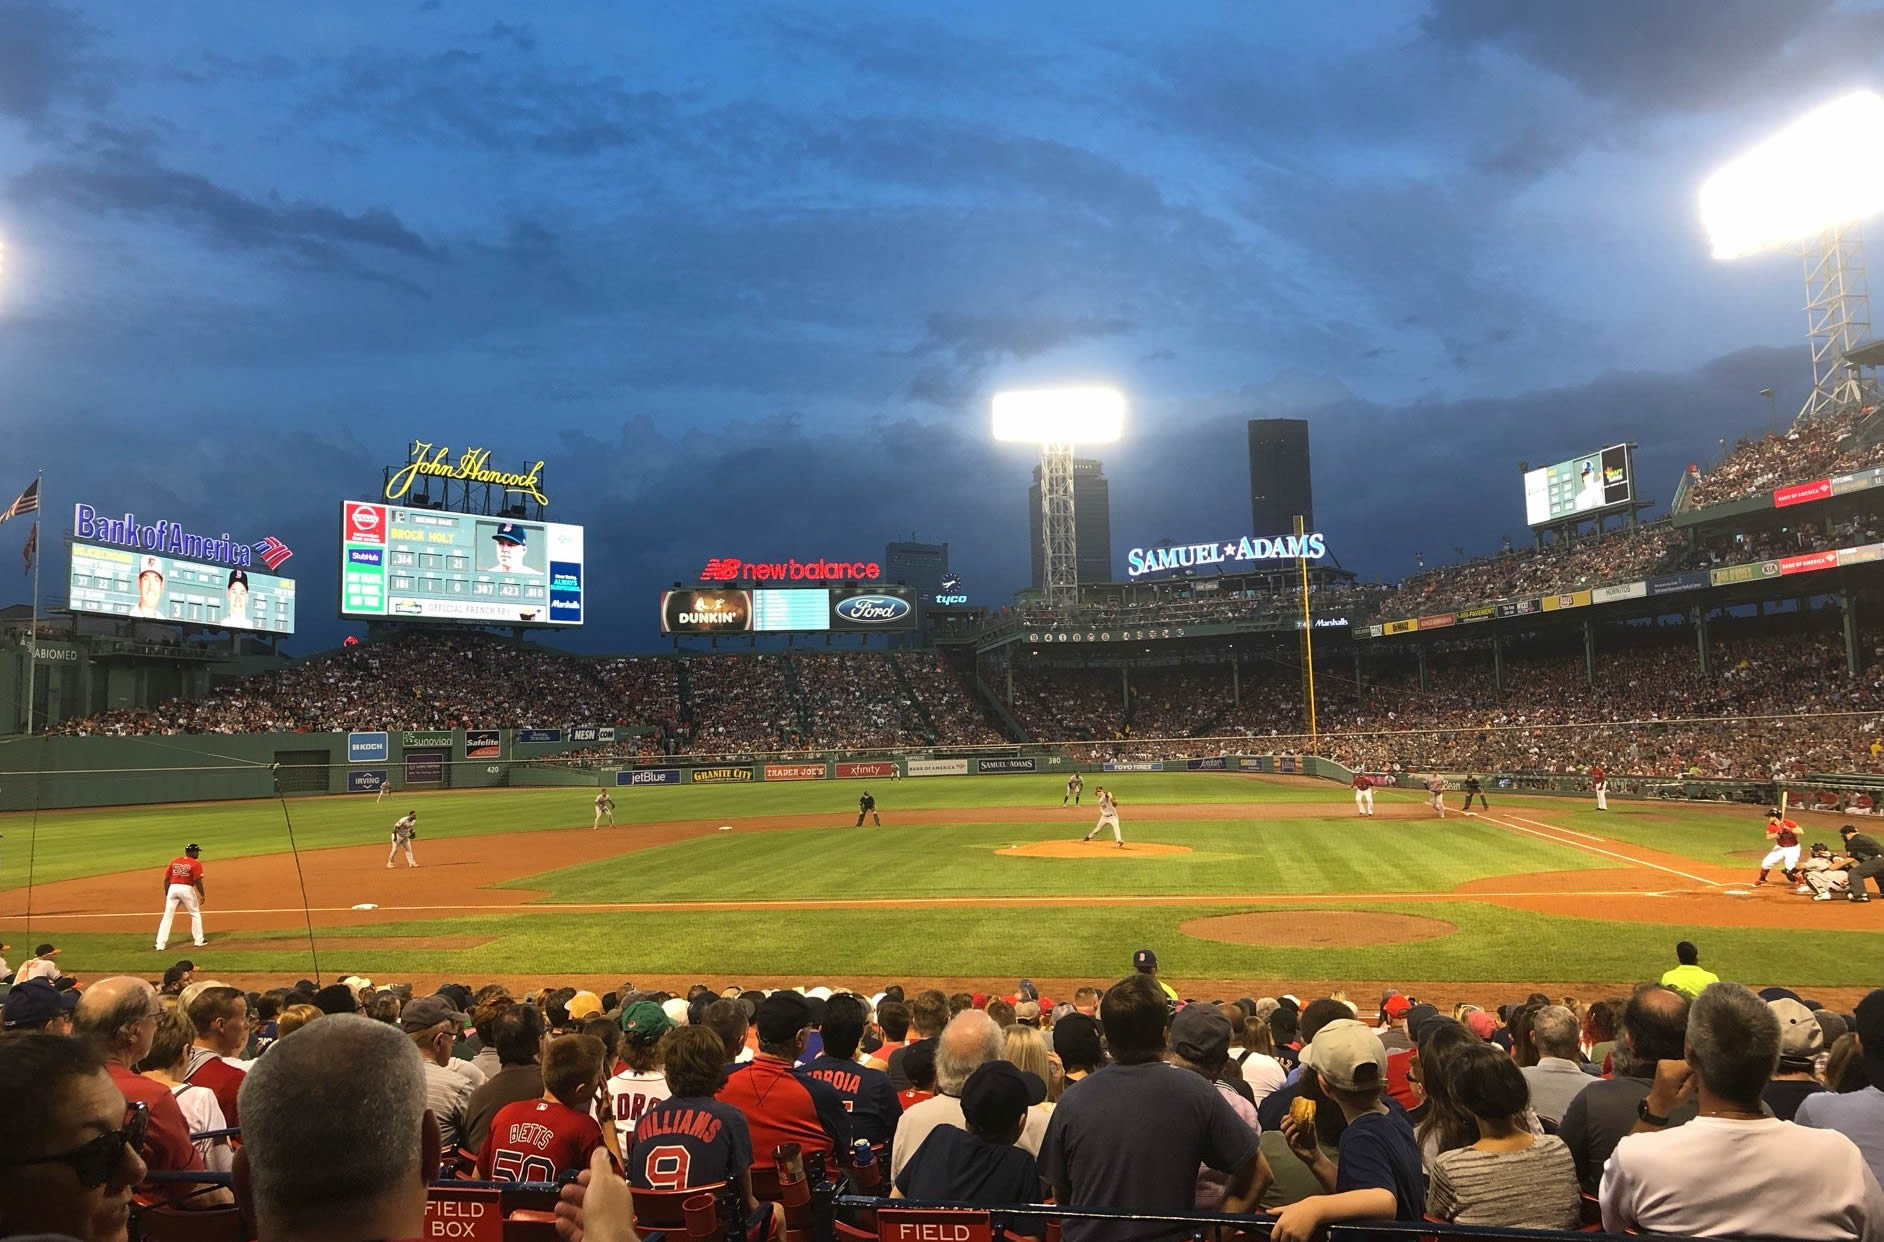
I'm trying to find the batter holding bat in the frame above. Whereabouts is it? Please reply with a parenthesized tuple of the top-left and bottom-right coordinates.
(1754, 806, 1802, 888)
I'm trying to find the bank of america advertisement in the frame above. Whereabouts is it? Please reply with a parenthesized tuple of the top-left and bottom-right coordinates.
(340, 501, 584, 625)
(67, 504, 298, 634)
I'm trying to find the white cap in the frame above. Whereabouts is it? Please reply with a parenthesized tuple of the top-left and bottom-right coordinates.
(807, 986, 833, 1001)
(662, 997, 690, 1025)
(140, 556, 164, 577)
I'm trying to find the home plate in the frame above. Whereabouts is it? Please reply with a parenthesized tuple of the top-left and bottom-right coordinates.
(352, 903, 379, 910)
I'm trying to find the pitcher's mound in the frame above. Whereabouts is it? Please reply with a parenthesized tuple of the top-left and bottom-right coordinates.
(997, 840, 1193, 859)
(1180, 911, 1455, 948)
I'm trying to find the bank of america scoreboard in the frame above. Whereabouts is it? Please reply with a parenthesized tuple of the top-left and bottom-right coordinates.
(340, 501, 584, 626)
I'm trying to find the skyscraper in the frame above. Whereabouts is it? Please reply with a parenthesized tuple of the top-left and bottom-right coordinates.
(884, 540, 949, 602)
(1248, 418, 1313, 533)
(1029, 458, 1112, 588)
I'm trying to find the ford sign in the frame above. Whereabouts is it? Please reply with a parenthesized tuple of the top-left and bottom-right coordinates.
(833, 594, 911, 625)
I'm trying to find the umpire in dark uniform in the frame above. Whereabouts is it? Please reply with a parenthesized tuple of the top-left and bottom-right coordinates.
(857, 790, 881, 827)
(1460, 775, 1488, 812)
(1840, 824, 1883, 902)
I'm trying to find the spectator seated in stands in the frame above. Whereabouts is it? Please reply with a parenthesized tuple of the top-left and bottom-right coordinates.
(803, 993, 902, 1151)
(1425, 1042, 1580, 1230)
(401, 994, 476, 1153)
(463, 1002, 547, 1155)
(1763, 996, 1827, 1122)
(897, 1009, 1042, 1182)
(894, 1060, 1047, 1230)
(0, 1033, 148, 1242)
(628, 1024, 769, 1220)
(237, 1014, 440, 1242)
(1558, 984, 1693, 1189)
(720, 990, 850, 1170)
(1600, 982, 1884, 1238)
(1, 974, 80, 1034)
(1518, 1004, 1593, 1126)
(135, 1005, 235, 1174)
(1167, 1002, 1261, 1209)
(1795, 988, 1884, 1186)
(182, 985, 250, 1127)
(475, 1033, 611, 1182)
(1271, 1018, 1423, 1242)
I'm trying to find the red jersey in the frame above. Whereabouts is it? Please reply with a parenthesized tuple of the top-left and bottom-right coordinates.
(107, 1062, 208, 1201)
(163, 857, 204, 887)
(897, 1087, 935, 1111)
(1770, 819, 1800, 847)
(183, 1049, 246, 1127)
(719, 1056, 850, 1168)
(475, 1098, 606, 1182)
(1351, 774, 1371, 791)
(1591, 767, 1606, 784)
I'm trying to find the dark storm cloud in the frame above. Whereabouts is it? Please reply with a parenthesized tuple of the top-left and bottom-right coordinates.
(0, 0, 106, 126)
(901, 311, 1135, 408)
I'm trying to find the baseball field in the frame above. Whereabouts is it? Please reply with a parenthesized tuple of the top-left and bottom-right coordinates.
(1, 772, 1878, 1006)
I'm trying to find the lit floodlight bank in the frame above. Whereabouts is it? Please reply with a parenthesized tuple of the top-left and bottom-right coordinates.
(991, 387, 1125, 444)
(1701, 90, 1884, 260)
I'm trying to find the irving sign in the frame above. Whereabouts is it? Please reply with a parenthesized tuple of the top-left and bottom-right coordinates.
(1126, 532, 1328, 578)
(385, 442, 548, 507)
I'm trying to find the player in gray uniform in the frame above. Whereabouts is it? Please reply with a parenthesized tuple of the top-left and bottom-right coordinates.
(1063, 773, 1084, 806)
(593, 791, 615, 829)
(388, 810, 419, 867)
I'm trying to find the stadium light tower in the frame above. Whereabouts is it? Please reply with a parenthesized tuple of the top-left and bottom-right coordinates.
(993, 386, 1125, 609)
(1701, 90, 1884, 422)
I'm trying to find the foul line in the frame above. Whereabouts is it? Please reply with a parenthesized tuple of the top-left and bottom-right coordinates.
(1468, 811, 1718, 887)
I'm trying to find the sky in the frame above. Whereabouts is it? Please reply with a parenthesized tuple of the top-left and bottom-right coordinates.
(3, 0, 1883, 653)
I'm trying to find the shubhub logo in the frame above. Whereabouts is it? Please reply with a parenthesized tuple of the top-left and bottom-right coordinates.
(699, 557, 882, 582)
(834, 594, 911, 624)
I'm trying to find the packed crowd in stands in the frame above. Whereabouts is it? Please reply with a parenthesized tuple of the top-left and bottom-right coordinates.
(4, 947, 1881, 1242)
(1375, 524, 1682, 619)
(1685, 405, 1884, 510)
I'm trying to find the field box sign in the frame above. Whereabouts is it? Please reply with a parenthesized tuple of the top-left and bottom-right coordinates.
(348, 731, 390, 763)
(424, 1187, 501, 1242)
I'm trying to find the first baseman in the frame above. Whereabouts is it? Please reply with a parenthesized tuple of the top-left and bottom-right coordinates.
(1425, 775, 1447, 818)
(1591, 764, 1608, 811)
(1351, 771, 1374, 816)
(594, 791, 615, 829)
(1083, 787, 1123, 847)
(857, 790, 881, 827)
(154, 843, 207, 950)
(1063, 772, 1084, 806)
(388, 810, 419, 867)
(1755, 808, 1803, 887)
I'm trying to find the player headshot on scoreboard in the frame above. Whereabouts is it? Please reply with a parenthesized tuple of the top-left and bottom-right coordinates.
(1575, 459, 1605, 511)
(131, 555, 167, 618)
(487, 522, 530, 573)
(224, 568, 253, 628)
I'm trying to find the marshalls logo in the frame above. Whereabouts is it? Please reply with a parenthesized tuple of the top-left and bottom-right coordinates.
(834, 595, 910, 624)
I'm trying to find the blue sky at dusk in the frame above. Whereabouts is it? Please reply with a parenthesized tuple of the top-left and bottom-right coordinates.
(4, 1, 1883, 651)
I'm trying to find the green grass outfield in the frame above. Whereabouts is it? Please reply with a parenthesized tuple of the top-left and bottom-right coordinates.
(4, 775, 1880, 986)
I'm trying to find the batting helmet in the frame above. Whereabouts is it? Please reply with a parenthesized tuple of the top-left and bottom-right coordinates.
(184, 843, 201, 856)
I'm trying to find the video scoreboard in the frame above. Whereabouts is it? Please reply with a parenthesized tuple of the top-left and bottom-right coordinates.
(340, 502, 585, 626)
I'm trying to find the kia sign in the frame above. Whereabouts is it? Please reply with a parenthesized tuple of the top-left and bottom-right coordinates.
(830, 586, 917, 631)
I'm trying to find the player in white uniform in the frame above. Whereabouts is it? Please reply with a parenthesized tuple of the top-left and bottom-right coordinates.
(1082, 787, 1123, 847)
(1063, 772, 1084, 807)
(388, 811, 419, 868)
(593, 791, 615, 829)
(154, 843, 207, 951)
(1352, 772, 1375, 816)
(1425, 776, 1447, 818)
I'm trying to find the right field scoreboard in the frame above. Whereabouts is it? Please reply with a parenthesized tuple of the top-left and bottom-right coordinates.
(340, 501, 585, 626)
(1523, 444, 1634, 526)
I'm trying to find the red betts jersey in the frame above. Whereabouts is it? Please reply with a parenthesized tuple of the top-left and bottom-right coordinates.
(1771, 819, 1800, 847)
(475, 1098, 607, 1182)
(163, 857, 204, 887)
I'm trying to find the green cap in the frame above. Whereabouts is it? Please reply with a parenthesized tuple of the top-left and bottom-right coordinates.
(619, 1000, 673, 1041)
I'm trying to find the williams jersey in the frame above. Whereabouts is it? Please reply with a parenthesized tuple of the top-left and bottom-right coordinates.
(628, 1095, 754, 1191)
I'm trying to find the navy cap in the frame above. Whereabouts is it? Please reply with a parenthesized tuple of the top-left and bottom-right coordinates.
(3, 978, 80, 1029)
(960, 1061, 1045, 1134)
(1133, 948, 1157, 971)
(492, 523, 527, 545)
(185, 843, 201, 856)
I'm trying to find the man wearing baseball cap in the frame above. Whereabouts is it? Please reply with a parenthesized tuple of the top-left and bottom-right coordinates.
(15, 943, 61, 983)
(488, 522, 528, 573)
(1133, 948, 1179, 1003)
(131, 555, 167, 617)
(1272, 1019, 1423, 1242)
(2, 975, 80, 1033)
(1795, 988, 1884, 1183)
(402, 994, 474, 1150)
(896, 1060, 1046, 1225)
(720, 990, 850, 1169)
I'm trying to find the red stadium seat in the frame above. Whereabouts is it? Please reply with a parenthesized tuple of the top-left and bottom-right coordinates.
(132, 1205, 249, 1242)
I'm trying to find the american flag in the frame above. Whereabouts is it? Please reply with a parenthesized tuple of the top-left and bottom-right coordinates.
(22, 522, 37, 575)
(0, 478, 38, 523)
(252, 536, 295, 570)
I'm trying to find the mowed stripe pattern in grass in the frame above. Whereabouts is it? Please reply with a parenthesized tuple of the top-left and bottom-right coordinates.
(11, 901, 1881, 986)
(503, 818, 1613, 902)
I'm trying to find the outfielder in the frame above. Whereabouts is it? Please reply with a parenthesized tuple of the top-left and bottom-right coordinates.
(1591, 764, 1608, 812)
(1755, 808, 1802, 887)
(154, 843, 207, 951)
(1459, 775, 1488, 813)
(1083, 787, 1123, 847)
(1425, 775, 1447, 818)
(1063, 772, 1084, 807)
(1799, 844, 1850, 902)
(593, 791, 615, 829)
(857, 790, 881, 827)
(1351, 771, 1374, 817)
(388, 810, 419, 868)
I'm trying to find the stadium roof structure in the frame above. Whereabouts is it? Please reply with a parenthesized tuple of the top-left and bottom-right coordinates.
(1844, 339, 1884, 368)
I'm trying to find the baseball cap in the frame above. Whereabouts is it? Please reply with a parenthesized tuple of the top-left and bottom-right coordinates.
(1405, 1003, 1446, 1044)
(185, 843, 201, 856)
(1301, 1018, 1388, 1092)
(1769, 998, 1825, 1065)
(139, 556, 164, 579)
(400, 994, 467, 1032)
(1170, 1003, 1232, 1063)
(754, 990, 813, 1045)
(2, 978, 80, 1029)
(493, 523, 527, 545)
(1842, 823, 1861, 835)
(1133, 948, 1158, 971)
(1052, 1013, 1104, 1068)
(662, 997, 691, 1025)
(1013, 1000, 1041, 1024)
(566, 991, 603, 1020)
(1382, 995, 1412, 1019)
(33, 944, 57, 958)
(620, 1001, 673, 1042)
(1854, 990, 1884, 1065)
(227, 569, 249, 588)
(340, 976, 373, 993)
(960, 1060, 1046, 1135)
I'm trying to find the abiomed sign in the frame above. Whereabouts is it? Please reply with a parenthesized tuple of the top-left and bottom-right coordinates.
(1126, 533, 1327, 578)
(386, 441, 548, 507)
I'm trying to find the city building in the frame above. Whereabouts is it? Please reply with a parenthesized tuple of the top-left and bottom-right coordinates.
(884, 541, 950, 602)
(1248, 418, 1314, 534)
(1029, 458, 1112, 588)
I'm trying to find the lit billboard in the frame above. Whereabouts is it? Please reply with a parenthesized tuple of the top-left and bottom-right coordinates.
(340, 502, 584, 626)
(67, 504, 297, 633)
(1523, 444, 1633, 526)
(660, 586, 916, 634)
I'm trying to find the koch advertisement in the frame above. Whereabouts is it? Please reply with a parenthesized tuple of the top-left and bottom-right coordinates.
(691, 766, 755, 784)
(347, 731, 390, 763)
(764, 763, 828, 781)
(977, 757, 1039, 774)
(836, 761, 899, 779)
(618, 768, 681, 786)
(908, 758, 969, 777)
